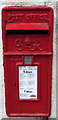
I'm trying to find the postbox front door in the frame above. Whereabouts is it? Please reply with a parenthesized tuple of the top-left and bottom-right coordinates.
(2, 7, 53, 117)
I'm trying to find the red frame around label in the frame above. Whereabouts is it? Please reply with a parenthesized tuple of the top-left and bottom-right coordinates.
(16, 62, 40, 101)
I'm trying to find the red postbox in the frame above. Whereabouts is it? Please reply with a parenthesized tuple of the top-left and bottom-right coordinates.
(2, 6, 53, 119)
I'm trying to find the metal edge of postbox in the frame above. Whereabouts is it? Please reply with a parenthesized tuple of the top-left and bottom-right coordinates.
(2, 6, 54, 117)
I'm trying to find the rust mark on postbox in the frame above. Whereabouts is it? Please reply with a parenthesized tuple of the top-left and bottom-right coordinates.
(2, 6, 53, 117)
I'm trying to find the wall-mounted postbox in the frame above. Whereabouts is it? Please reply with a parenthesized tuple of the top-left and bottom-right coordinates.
(2, 7, 53, 118)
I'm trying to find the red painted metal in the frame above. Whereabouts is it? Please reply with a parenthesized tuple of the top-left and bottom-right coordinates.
(2, 6, 53, 117)
(6, 23, 49, 30)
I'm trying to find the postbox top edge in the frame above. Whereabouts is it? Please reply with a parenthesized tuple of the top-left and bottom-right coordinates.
(2, 6, 53, 12)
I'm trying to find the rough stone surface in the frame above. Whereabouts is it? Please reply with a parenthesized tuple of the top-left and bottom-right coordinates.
(0, 0, 56, 119)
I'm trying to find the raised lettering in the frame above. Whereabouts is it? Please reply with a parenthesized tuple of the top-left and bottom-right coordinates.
(6, 13, 49, 23)
(44, 14, 49, 21)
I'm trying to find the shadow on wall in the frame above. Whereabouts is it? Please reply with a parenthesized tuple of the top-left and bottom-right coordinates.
(2, 118, 57, 120)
